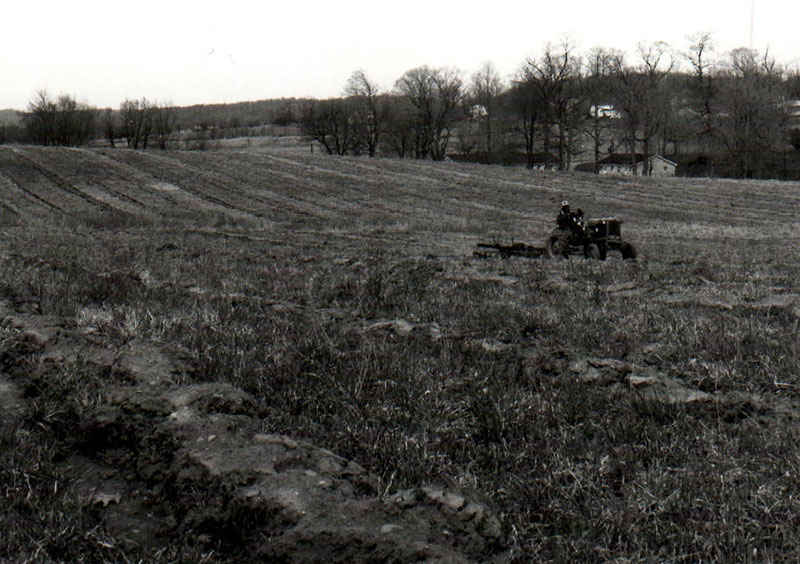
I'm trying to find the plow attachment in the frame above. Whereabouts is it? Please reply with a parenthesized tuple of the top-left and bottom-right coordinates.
(475, 242, 548, 259)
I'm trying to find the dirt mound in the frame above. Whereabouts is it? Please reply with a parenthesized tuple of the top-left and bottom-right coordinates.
(366, 318, 443, 340)
(0, 299, 509, 563)
(570, 356, 713, 404)
(569, 354, 800, 419)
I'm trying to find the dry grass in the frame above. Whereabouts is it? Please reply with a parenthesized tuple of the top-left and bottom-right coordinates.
(0, 145, 799, 562)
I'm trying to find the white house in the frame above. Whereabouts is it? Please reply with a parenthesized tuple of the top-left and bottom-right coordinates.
(589, 104, 622, 119)
(470, 105, 488, 119)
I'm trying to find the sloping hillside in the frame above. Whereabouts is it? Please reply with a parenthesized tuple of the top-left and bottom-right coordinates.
(1, 145, 797, 245)
(1, 146, 799, 563)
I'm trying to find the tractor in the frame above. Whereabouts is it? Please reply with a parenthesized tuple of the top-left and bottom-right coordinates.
(545, 217, 636, 260)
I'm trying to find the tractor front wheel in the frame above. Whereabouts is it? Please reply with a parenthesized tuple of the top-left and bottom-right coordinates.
(620, 242, 637, 260)
(584, 242, 607, 260)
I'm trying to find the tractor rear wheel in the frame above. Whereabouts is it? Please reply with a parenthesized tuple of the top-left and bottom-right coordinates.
(546, 232, 570, 258)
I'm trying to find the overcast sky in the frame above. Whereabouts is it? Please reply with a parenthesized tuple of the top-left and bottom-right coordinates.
(2, 0, 798, 110)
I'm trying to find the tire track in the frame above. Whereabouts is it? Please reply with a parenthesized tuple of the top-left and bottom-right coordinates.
(104, 151, 271, 221)
(269, 153, 535, 217)
(0, 151, 65, 214)
(161, 151, 336, 222)
(191, 151, 403, 222)
(79, 181, 162, 219)
(445, 163, 791, 226)
(8, 147, 123, 215)
(251, 152, 505, 225)
(0, 198, 20, 216)
(82, 151, 219, 218)
(0, 170, 35, 216)
(31, 148, 164, 219)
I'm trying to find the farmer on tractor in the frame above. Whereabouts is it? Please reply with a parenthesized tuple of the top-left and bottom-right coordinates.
(556, 201, 584, 237)
(476, 200, 636, 261)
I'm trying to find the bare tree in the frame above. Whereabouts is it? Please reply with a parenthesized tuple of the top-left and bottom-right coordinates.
(469, 61, 505, 154)
(613, 41, 675, 175)
(22, 90, 96, 146)
(344, 69, 386, 157)
(395, 66, 464, 160)
(301, 99, 359, 155)
(715, 48, 786, 177)
(102, 109, 118, 147)
(509, 68, 545, 169)
(522, 39, 583, 170)
(685, 32, 721, 172)
(153, 103, 176, 150)
(582, 47, 624, 173)
(120, 98, 156, 149)
(23, 91, 57, 146)
(686, 33, 718, 135)
(383, 97, 416, 158)
(395, 67, 435, 159)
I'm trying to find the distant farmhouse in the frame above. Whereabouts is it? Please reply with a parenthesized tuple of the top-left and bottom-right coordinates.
(469, 104, 488, 119)
(589, 105, 622, 119)
(599, 154, 677, 176)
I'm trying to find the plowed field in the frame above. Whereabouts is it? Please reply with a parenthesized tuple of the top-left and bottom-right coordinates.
(1, 145, 799, 563)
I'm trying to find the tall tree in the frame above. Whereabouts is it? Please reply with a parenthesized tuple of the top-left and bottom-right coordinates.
(102, 109, 117, 147)
(469, 61, 505, 154)
(120, 98, 155, 149)
(582, 47, 624, 173)
(22, 90, 96, 146)
(509, 69, 545, 169)
(153, 103, 176, 150)
(383, 97, 416, 158)
(685, 32, 720, 173)
(344, 69, 386, 157)
(301, 99, 359, 155)
(522, 39, 583, 170)
(24, 91, 57, 146)
(395, 66, 464, 160)
(715, 48, 786, 178)
(613, 41, 674, 175)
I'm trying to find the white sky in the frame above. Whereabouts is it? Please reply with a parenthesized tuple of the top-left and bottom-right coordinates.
(2, 0, 798, 110)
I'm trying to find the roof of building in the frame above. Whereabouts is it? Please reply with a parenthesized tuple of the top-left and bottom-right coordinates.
(599, 153, 677, 166)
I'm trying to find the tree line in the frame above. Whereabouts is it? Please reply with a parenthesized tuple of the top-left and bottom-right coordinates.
(3, 94, 302, 149)
(5, 92, 178, 151)
(6, 33, 800, 178)
(301, 34, 800, 179)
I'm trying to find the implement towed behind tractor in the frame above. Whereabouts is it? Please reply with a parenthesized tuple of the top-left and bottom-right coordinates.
(476, 217, 637, 261)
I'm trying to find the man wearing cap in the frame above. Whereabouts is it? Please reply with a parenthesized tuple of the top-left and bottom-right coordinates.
(557, 201, 584, 237)
(557, 201, 573, 230)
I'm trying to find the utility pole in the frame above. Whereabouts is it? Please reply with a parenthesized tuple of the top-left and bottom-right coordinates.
(750, 0, 755, 49)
